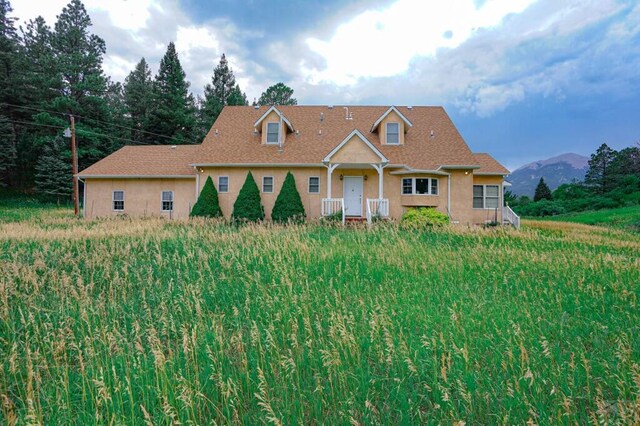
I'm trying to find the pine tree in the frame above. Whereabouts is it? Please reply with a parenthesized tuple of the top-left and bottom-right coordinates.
(585, 143, 617, 194)
(258, 83, 297, 106)
(198, 54, 248, 141)
(0, 0, 18, 186)
(124, 58, 153, 144)
(35, 136, 72, 201)
(146, 42, 196, 144)
(232, 171, 264, 223)
(272, 171, 305, 223)
(191, 176, 222, 218)
(533, 177, 552, 202)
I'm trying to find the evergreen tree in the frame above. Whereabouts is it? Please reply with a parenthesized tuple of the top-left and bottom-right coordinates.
(258, 82, 297, 106)
(146, 42, 196, 144)
(190, 176, 222, 218)
(124, 58, 153, 144)
(0, 0, 18, 186)
(103, 79, 128, 152)
(271, 171, 305, 223)
(585, 143, 617, 194)
(35, 136, 71, 200)
(232, 171, 264, 222)
(197, 54, 247, 141)
(533, 177, 552, 201)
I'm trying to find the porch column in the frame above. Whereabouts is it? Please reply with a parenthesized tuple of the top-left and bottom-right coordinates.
(370, 163, 386, 199)
(325, 163, 339, 198)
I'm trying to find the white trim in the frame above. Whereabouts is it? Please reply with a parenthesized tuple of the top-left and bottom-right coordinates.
(385, 122, 400, 145)
(371, 106, 413, 132)
(389, 168, 449, 176)
(190, 163, 324, 168)
(343, 176, 364, 217)
(323, 129, 389, 163)
(218, 176, 229, 193)
(438, 165, 481, 170)
(266, 122, 280, 145)
(474, 172, 509, 176)
(253, 106, 294, 132)
(308, 176, 320, 194)
(262, 176, 274, 193)
(112, 190, 125, 211)
(161, 190, 174, 212)
(78, 174, 195, 179)
(400, 177, 439, 196)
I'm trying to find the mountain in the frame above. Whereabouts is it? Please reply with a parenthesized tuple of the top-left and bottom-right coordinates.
(508, 153, 589, 197)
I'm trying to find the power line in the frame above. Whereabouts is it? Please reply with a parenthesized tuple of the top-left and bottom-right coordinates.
(4, 102, 205, 143)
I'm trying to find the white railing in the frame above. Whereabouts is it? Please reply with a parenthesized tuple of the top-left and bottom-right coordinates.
(366, 198, 389, 224)
(321, 198, 345, 224)
(503, 205, 520, 229)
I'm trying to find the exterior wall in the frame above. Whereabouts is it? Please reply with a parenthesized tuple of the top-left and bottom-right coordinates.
(472, 175, 504, 224)
(260, 110, 288, 145)
(448, 170, 474, 224)
(378, 110, 406, 145)
(381, 171, 448, 219)
(331, 135, 383, 163)
(83, 178, 196, 220)
(199, 167, 325, 219)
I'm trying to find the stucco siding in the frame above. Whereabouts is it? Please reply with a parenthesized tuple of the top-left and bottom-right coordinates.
(83, 178, 196, 220)
(472, 175, 504, 224)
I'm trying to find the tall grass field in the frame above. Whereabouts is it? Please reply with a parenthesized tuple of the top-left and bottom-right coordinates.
(1, 204, 639, 424)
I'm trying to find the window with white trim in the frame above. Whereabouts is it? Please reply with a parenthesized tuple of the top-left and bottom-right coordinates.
(112, 190, 124, 211)
(401, 178, 439, 195)
(308, 176, 320, 193)
(161, 191, 174, 211)
(262, 176, 274, 193)
(266, 123, 279, 144)
(386, 122, 399, 144)
(473, 185, 500, 208)
(218, 176, 229, 193)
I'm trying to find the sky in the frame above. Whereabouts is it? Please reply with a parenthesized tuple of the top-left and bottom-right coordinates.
(10, 0, 640, 171)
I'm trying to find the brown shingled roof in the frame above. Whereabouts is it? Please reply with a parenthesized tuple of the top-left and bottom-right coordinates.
(198, 106, 484, 170)
(473, 153, 510, 175)
(78, 145, 199, 177)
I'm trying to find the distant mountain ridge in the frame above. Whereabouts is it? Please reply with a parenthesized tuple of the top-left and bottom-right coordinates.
(508, 153, 589, 197)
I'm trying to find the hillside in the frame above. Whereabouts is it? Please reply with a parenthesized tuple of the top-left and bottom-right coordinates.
(509, 153, 588, 196)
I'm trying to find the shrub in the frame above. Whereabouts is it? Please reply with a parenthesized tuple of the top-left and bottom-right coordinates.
(232, 172, 264, 223)
(190, 176, 222, 218)
(271, 171, 306, 223)
(322, 210, 343, 223)
(400, 207, 449, 227)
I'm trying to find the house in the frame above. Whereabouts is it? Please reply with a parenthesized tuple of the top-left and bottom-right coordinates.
(77, 105, 517, 225)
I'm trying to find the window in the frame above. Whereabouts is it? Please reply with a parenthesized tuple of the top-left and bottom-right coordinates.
(218, 176, 229, 193)
(262, 176, 274, 193)
(308, 176, 320, 193)
(473, 185, 500, 208)
(386, 122, 399, 144)
(161, 191, 174, 211)
(401, 178, 439, 195)
(112, 190, 124, 211)
(266, 123, 279, 144)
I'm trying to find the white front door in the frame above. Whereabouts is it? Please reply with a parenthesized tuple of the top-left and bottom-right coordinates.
(343, 176, 363, 216)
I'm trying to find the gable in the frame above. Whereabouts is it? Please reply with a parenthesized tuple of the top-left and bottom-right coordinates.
(323, 129, 388, 164)
(371, 106, 412, 133)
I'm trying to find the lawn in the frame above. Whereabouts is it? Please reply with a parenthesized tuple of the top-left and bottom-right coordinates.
(537, 205, 640, 232)
(1, 204, 639, 424)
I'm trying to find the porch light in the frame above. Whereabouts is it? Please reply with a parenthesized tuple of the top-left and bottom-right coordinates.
(364, 175, 368, 181)
(339, 174, 343, 180)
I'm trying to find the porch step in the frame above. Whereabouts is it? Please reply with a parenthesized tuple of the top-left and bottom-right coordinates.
(345, 217, 367, 225)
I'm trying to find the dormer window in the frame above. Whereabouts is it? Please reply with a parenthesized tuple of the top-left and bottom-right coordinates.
(386, 123, 399, 145)
(266, 123, 279, 144)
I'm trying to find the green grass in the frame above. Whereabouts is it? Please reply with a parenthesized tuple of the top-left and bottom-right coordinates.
(537, 205, 640, 231)
(1, 205, 639, 424)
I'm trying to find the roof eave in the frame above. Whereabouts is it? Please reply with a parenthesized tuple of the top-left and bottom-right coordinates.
(77, 174, 196, 179)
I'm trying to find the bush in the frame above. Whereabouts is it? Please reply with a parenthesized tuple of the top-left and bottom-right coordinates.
(400, 207, 449, 227)
(271, 171, 306, 223)
(190, 176, 222, 218)
(232, 172, 264, 223)
(516, 200, 566, 217)
(321, 210, 343, 224)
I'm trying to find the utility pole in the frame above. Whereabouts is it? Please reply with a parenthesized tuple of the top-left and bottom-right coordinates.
(70, 115, 79, 216)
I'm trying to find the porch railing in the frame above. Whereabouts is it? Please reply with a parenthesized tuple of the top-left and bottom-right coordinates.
(321, 198, 345, 224)
(503, 205, 520, 229)
(366, 198, 389, 224)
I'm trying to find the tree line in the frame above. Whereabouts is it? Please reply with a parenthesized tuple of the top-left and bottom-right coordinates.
(507, 142, 640, 216)
(0, 0, 297, 197)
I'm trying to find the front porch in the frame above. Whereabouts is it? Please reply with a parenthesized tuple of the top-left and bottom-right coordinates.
(320, 162, 390, 225)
